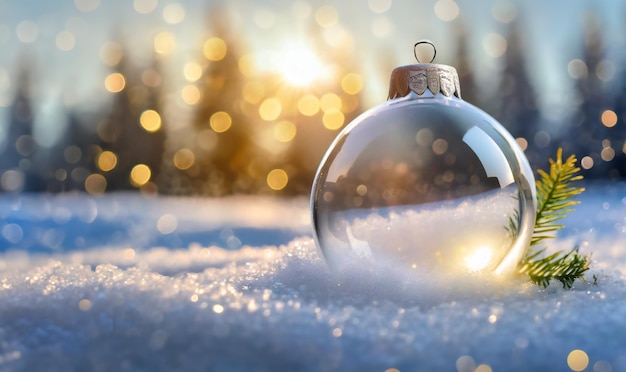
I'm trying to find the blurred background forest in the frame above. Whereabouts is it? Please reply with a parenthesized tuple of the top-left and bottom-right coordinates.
(1, 0, 625, 196)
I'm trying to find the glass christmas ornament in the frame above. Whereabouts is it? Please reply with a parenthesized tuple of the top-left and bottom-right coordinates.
(311, 41, 536, 277)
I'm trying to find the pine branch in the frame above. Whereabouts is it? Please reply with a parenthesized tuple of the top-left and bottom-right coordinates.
(518, 247, 590, 289)
(532, 148, 585, 247)
(517, 148, 590, 289)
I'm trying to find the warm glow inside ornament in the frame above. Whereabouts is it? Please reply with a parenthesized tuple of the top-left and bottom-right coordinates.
(311, 41, 537, 278)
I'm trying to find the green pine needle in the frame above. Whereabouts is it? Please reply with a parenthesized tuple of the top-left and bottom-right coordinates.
(517, 148, 590, 289)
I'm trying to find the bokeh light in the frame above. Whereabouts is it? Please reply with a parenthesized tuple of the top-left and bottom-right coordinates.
(320, 93, 342, 113)
(181, 85, 201, 105)
(368, 0, 392, 13)
(581, 156, 594, 170)
(100, 42, 124, 66)
(140, 110, 162, 132)
(491, 1, 517, 23)
(596, 60, 616, 81)
(184, 62, 203, 82)
(267, 169, 288, 190)
(238, 54, 257, 77)
(1, 170, 24, 192)
(64, 146, 82, 164)
(242, 81, 265, 104)
(314, 5, 339, 28)
(274, 121, 297, 143)
(173, 148, 195, 170)
(105, 73, 126, 93)
(259, 98, 282, 121)
(157, 214, 178, 234)
(84, 174, 107, 195)
(434, 0, 460, 22)
(567, 349, 589, 371)
(163, 3, 186, 24)
(516, 137, 528, 151)
(154, 32, 176, 55)
(483, 33, 507, 58)
(75, 0, 100, 12)
(322, 110, 344, 130)
(203, 37, 227, 61)
(16, 21, 38, 43)
(601, 146, 615, 162)
(97, 151, 118, 172)
(78, 299, 93, 311)
(134, 0, 158, 14)
(56, 31, 76, 51)
(601, 109, 617, 128)
(210, 111, 232, 133)
(341, 73, 363, 95)
(130, 164, 151, 187)
(568, 59, 588, 79)
(371, 16, 394, 39)
(298, 95, 320, 116)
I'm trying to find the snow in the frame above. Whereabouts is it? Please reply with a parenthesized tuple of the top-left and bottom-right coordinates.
(0, 182, 625, 371)
(317, 185, 523, 276)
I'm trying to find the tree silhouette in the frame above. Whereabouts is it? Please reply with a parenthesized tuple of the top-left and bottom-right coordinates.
(495, 20, 542, 166)
(171, 6, 256, 196)
(0, 57, 42, 192)
(452, 22, 479, 107)
(98, 49, 166, 191)
(610, 55, 626, 178)
(42, 111, 101, 192)
(570, 15, 613, 178)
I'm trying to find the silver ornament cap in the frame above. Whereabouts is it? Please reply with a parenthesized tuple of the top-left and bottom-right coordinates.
(388, 41, 461, 99)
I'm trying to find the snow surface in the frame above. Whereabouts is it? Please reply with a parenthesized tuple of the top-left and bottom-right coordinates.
(0, 182, 625, 371)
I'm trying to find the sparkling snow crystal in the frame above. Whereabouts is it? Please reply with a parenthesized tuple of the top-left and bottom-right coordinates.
(0, 184, 625, 371)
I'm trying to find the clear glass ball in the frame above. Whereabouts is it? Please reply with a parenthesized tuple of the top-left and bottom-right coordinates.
(311, 93, 536, 277)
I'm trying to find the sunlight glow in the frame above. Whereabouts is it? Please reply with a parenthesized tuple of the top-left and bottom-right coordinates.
(278, 47, 328, 87)
(464, 246, 493, 271)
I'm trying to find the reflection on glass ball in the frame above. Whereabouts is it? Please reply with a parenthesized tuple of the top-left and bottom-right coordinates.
(311, 93, 536, 277)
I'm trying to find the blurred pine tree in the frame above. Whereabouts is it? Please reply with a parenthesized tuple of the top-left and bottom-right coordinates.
(98, 49, 166, 192)
(1, 57, 43, 192)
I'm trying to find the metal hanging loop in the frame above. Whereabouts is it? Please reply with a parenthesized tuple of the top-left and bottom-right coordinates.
(414, 40, 437, 63)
